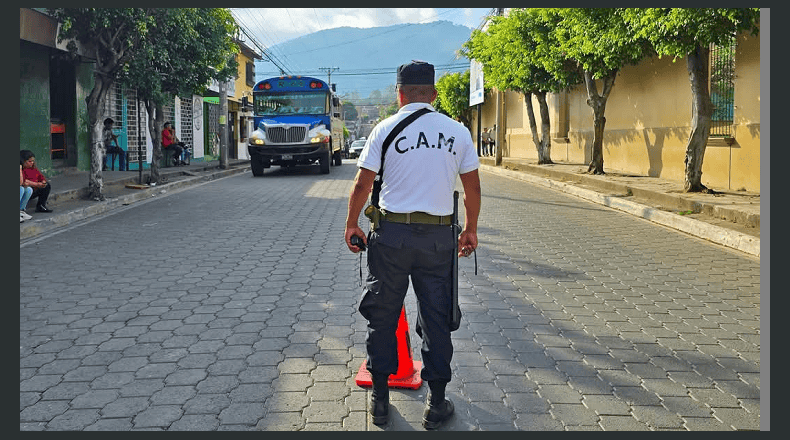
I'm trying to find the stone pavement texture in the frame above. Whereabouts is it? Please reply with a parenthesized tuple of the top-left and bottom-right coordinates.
(21, 157, 761, 258)
(20, 159, 251, 241)
(19, 158, 762, 431)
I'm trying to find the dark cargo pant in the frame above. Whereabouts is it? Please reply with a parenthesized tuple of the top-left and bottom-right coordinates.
(358, 220, 455, 384)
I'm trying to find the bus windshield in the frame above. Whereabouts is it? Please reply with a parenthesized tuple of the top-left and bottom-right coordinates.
(254, 92, 329, 116)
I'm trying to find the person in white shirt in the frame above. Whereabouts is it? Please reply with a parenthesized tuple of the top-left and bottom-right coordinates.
(344, 60, 481, 429)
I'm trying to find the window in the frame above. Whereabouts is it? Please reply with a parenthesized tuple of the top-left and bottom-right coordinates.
(246, 62, 255, 87)
(709, 37, 736, 137)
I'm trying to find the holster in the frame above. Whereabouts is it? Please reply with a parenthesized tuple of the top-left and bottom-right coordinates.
(364, 204, 381, 230)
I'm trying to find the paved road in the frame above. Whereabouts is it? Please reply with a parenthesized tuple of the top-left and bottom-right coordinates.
(20, 159, 761, 431)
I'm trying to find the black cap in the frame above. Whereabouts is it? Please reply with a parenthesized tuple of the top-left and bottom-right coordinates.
(397, 60, 434, 85)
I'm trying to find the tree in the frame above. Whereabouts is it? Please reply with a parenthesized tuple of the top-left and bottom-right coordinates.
(546, 8, 652, 174)
(622, 8, 760, 192)
(434, 70, 475, 131)
(463, 10, 580, 164)
(120, 8, 238, 184)
(48, 8, 155, 200)
(379, 101, 399, 121)
(341, 100, 358, 121)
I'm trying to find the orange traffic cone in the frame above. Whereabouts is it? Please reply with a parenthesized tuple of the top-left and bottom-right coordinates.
(355, 305, 423, 389)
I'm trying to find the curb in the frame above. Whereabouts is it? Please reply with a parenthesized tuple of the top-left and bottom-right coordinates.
(481, 164, 760, 258)
(20, 165, 250, 241)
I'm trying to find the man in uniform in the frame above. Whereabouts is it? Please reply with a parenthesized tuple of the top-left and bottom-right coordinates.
(344, 60, 481, 429)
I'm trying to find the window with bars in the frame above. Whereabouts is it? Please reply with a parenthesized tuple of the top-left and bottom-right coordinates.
(102, 84, 149, 165)
(709, 37, 736, 137)
(179, 97, 193, 147)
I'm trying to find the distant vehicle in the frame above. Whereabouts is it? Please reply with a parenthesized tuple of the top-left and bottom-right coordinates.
(247, 76, 344, 176)
(349, 139, 366, 158)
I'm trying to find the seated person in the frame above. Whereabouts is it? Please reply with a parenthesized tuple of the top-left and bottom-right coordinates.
(20, 164, 33, 222)
(20, 150, 53, 213)
(102, 117, 127, 171)
(162, 121, 186, 166)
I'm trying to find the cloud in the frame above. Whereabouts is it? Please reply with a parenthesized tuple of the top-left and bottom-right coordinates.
(235, 8, 450, 47)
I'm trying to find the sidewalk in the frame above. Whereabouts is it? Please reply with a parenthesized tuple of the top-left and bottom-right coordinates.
(19, 159, 251, 241)
(20, 156, 761, 258)
(479, 157, 760, 257)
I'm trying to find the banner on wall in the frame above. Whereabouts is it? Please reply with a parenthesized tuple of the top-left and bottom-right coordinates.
(192, 95, 205, 159)
(470, 59, 484, 107)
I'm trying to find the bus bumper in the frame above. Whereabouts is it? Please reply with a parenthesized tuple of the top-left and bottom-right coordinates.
(247, 143, 330, 166)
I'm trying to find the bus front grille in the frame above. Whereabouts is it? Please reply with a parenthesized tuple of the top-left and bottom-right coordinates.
(268, 127, 307, 144)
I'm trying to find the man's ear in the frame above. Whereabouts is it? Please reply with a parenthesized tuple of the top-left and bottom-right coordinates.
(396, 86, 405, 106)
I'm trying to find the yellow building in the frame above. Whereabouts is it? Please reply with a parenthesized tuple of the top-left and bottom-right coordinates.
(472, 30, 761, 192)
(229, 38, 262, 160)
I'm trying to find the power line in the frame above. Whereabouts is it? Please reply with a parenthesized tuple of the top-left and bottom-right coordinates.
(230, 9, 291, 76)
(318, 66, 340, 86)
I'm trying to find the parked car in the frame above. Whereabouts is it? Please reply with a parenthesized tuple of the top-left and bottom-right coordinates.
(349, 139, 367, 158)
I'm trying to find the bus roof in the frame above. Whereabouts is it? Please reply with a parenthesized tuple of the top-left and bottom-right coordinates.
(253, 76, 330, 93)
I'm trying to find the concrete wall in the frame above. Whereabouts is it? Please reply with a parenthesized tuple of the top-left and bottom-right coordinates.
(730, 31, 761, 191)
(471, 30, 761, 192)
(19, 41, 52, 173)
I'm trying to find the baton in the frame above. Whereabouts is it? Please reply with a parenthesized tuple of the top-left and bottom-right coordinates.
(450, 191, 461, 329)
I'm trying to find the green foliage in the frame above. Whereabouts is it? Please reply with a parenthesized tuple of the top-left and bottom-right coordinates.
(379, 102, 399, 120)
(48, 8, 155, 77)
(121, 8, 238, 104)
(463, 9, 578, 95)
(621, 8, 760, 60)
(49, 8, 239, 106)
(434, 70, 473, 126)
(341, 101, 358, 120)
(547, 8, 652, 79)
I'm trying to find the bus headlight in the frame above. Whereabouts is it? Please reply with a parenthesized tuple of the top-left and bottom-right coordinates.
(249, 130, 265, 145)
(310, 135, 329, 143)
(309, 127, 331, 144)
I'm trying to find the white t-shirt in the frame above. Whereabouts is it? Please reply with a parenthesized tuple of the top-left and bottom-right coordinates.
(357, 103, 479, 216)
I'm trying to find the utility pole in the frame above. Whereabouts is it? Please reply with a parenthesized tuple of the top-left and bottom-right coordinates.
(319, 67, 340, 88)
(219, 78, 228, 169)
(494, 7, 505, 166)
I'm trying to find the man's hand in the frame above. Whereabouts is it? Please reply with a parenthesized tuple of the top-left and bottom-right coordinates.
(458, 169, 481, 258)
(344, 168, 376, 253)
(345, 226, 367, 253)
(458, 229, 477, 258)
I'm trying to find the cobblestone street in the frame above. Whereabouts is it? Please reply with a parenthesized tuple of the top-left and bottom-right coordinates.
(20, 161, 761, 430)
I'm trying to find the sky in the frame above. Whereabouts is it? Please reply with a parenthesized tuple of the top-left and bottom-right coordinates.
(229, 8, 493, 48)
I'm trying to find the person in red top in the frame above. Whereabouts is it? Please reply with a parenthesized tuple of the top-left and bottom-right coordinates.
(20, 150, 53, 213)
(162, 121, 186, 166)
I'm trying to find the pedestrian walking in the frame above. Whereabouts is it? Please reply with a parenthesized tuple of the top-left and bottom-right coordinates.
(344, 60, 481, 429)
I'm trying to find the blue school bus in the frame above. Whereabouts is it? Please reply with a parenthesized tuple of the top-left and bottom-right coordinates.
(247, 76, 344, 176)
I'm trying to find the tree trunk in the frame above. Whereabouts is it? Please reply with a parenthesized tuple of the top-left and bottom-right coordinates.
(145, 101, 165, 184)
(684, 44, 714, 193)
(535, 91, 553, 165)
(583, 69, 617, 175)
(85, 74, 113, 201)
(524, 91, 554, 165)
(523, 91, 541, 158)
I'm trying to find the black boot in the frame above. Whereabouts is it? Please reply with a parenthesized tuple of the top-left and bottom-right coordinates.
(423, 381, 454, 430)
(370, 372, 389, 426)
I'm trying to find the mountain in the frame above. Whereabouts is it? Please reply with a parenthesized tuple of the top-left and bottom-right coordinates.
(254, 20, 474, 104)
